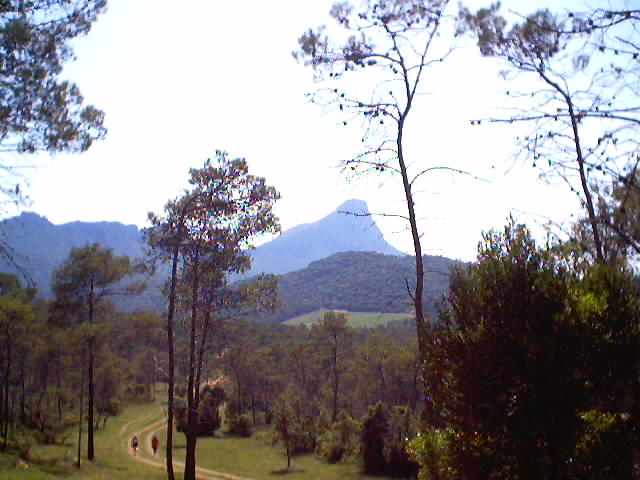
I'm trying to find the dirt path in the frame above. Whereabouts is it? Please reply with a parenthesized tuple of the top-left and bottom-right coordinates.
(123, 378, 252, 480)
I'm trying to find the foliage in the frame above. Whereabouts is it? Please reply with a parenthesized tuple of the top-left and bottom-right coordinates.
(384, 406, 418, 477)
(459, 2, 640, 262)
(272, 395, 295, 470)
(414, 220, 640, 480)
(573, 410, 634, 479)
(361, 401, 389, 475)
(314, 311, 353, 422)
(175, 387, 224, 438)
(0, 0, 107, 208)
(51, 242, 143, 312)
(226, 413, 253, 438)
(408, 429, 456, 480)
(122, 383, 152, 402)
(0, 274, 36, 451)
(318, 410, 361, 463)
(264, 251, 456, 323)
(588, 170, 640, 260)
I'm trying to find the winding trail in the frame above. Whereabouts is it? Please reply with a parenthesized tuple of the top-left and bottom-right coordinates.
(121, 378, 253, 480)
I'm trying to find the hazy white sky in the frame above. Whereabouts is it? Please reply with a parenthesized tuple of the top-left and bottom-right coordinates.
(22, 0, 592, 261)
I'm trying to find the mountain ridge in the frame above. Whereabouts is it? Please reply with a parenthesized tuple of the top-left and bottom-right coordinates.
(0, 199, 407, 302)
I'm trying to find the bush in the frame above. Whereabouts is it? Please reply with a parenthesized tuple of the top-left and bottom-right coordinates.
(318, 411, 360, 463)
(122, 383, 151, 402)
(408, 429, 457, 480)
(226, 414, 253, 437)
(384, 406, 419, 478)
(5, 428, 34, 459)
(361, 402, 389, 475)
(319, 430, 347, 463)
(573, 410, 634, 479)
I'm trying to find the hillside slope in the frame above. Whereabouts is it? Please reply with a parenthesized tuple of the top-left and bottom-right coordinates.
(259, 251, 457, 323)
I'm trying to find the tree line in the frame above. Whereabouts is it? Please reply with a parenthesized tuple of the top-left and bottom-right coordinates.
(0, 267, 165, 462)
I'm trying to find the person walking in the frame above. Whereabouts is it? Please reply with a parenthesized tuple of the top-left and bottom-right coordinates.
(151, 435, 160, 456)
(131, 435, 139, 456)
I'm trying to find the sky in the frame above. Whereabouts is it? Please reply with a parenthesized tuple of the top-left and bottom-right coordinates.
(20, 0, 595, 261)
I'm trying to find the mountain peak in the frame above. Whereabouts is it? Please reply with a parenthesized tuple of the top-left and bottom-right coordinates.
(11, 211, 51, 225)
(245, 198, 403, 276)
(335, 199, 369, 215)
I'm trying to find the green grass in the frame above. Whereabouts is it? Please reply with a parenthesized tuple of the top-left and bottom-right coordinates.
(191, 430, 393, 480)
(1, 386, 399, 480)
(1, 394, 175, 480)
(284, 309, 413, 328)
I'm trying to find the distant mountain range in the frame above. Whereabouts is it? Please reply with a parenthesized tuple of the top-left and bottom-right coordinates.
(0, 212, 145, 298)
(0, 199, 456, 321)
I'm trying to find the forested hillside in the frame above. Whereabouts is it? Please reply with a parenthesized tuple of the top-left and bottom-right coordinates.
(261, 251, 457, 323)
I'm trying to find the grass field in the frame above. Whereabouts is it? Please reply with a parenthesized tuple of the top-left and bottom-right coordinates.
(0, 386, 398, 480)
(1, 400, 171, 480)
(284, 309, 413, 328)
(163, 428, 390, 480)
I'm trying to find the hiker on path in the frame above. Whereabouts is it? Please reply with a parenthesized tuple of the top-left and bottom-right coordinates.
(151, 435, 160, 456)
(131, 435, 139, 456)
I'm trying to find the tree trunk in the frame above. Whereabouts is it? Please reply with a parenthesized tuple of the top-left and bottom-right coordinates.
(331, 333, 339, 423)
(87, 277, 95, 461)
(56, 357, 62, 422)
(251, 393, 256, 426)
(194, 309, 212, 406)
(2, 336, 11, 452)
(0, 354, 4, 450)
(397, 115, 432, 423)
(538, 69, 604, 263)
(0, 379, 3, 451)
(151, 356, 156, 402)
(184, 247, 200, 480)
(567, 100, 603, 262)
(286, 440, 291, 471)
(77, 355, 85, 468)
(19, 359, 25, 424)
(165, 233, 180, 480)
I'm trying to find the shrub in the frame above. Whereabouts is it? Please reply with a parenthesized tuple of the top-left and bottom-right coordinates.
(408, 429, 457, 480)
(318, 411, 361, 463)
(361, 402, 389, 475)
(319, 430, 347, 463)
(226, 414, 253, 437)
(122, 383, 151, 402)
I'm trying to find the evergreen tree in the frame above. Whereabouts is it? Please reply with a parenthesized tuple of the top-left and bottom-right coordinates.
(51, 243, 141, 462)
